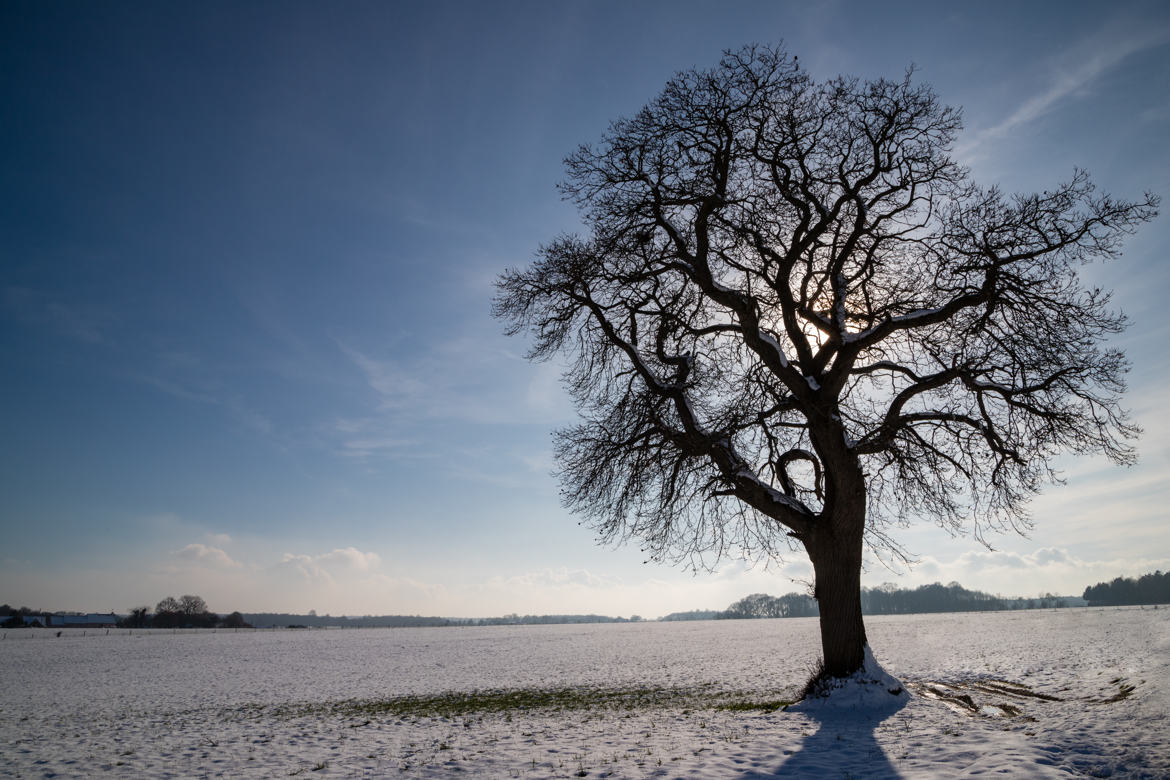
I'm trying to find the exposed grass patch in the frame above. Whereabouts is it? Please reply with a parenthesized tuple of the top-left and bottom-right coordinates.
(976, 680, 1062, 702)
(232, 684, 798, 722)
(716, 699, 794, 713)
(1095, 681, 1136, 704)
(798, 658, 830, 701)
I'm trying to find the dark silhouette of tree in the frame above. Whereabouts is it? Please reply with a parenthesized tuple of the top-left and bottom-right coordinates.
(722, 592, 820, 619)
(723, 593, 785, 619)
(153, 597, 182, 628)
(120, 606, 150, 628)
(0, 605, 42, 628)
(861, 581, 1005, 614)
(153, 594, 217, 628)
(220, 611, 251, 628)
(178, 594, 209, 616)
(660, 609, 723, 621)
(156, 596, 180, 613)
(716, 582, 1007, 620)
(495, 45, 1157, 680)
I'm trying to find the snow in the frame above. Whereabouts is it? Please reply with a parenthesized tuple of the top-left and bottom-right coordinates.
(1, 607, 1167, 778)
(756, 331, 789, 368)
(789, 645, 910, 712)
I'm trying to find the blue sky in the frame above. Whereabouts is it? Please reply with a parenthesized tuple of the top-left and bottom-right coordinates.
(2, 0, 1168, 618)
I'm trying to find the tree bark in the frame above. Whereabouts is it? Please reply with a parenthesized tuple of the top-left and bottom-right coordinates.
(807, 448, 869, 678)
(798, 423, 871, 679)
(810, 537, 867, 678)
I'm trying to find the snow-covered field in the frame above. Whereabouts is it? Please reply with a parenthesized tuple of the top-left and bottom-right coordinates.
(1, 607, 1167, 778)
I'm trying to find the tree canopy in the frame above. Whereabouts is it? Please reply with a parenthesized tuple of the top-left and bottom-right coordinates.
(495, 44, 1157, 679)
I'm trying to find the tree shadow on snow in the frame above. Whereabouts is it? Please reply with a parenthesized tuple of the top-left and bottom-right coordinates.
(738, 694, 909, 779)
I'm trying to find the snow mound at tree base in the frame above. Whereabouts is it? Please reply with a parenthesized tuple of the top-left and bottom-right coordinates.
(790, 645, 909, 713)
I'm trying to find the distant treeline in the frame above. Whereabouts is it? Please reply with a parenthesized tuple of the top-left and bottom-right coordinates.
(662, 582, 1082, 621)
(119, 595, 252, 629)
(0, 595, 251, 630)
(1083, 571, 1170, 606)
(659, 610, 724, 622)
(242, 612, 644, 628)
(13, 574, 1167, 628)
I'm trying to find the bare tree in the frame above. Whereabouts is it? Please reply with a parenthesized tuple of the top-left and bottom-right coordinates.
(122, 606, 150, 628)
(495, 45, 1156, 681)
(156, 596, 181, 615)
(178, 594, 209, 616)
(153, 594, 215, 628)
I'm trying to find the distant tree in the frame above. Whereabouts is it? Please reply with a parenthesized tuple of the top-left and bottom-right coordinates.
(719, 591, 819, 619)
(178, 595, 209, 616)
(724, 593, 787, 619)
(152, 595, 217, 628)
(496, 44, 1156, 680)
(660, 609, 723, 621)
(156, 596, 180, 614)
(120, 606, 150, 628)
(778, 592, 819, 618)
(220, 611, 251, 629)
(153, 597, 180, 628)
(1139, 571, 1170, 603)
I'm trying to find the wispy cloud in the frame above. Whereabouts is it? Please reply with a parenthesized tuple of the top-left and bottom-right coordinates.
(340, 345, 429, 412)
(333, 336, 572, 461)
(957, 24, 1170, 160)
(332, 428, 423, 459)
(342, 336, 571, 423)
(2, 286, 114, 344)
(133, 352, 275, 436)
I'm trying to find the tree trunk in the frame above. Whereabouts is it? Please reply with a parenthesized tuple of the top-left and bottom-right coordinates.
(805, 430, 870, 679)
(811, 539, 867, 678)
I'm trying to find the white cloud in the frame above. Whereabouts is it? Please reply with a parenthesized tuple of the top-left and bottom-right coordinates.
(172, 543, 240, 569)
(276, 546, 382, 583)
(318, 547, 382, 571)
(489, 567, 622, 590)
(276, 553, 336, 585)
